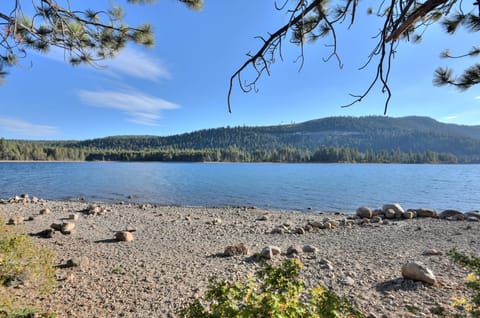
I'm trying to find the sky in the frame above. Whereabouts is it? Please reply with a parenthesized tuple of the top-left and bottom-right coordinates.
(0, 1, 478, 140)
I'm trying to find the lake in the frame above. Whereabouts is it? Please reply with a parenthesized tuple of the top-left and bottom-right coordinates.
(0, 162, 478, 212)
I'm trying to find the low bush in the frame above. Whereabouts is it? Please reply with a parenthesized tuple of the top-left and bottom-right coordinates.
(0, 218, 56, 317)
(180, 258, 363, 318)
(449, 249, 480, 317)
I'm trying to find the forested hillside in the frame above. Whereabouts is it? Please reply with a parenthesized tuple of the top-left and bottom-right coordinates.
(1, 116, 479, 163)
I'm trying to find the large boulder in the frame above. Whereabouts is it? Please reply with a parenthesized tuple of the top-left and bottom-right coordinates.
(382, 203, 405, 215)
(415, 208, 437, 218)
(401, 261, 436, 285)
(384, 209, 396, 219)
(356, 206, 372, 219)
(403, 210, 415, 219)
(465, 211, 480, 220)
(439, 210, 465, 220)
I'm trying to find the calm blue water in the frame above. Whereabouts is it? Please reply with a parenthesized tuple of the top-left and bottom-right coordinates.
(0, 162, 478, 212)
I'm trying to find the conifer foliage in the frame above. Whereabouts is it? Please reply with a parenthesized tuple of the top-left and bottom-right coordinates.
(0, 0, 203, 80)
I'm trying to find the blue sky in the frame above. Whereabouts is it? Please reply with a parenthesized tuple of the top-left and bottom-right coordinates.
(0, 1, 478, 140)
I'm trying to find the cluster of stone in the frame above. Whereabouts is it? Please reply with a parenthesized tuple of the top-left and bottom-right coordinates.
(1, 193, 41, 204)
(356, 203, 480, 222)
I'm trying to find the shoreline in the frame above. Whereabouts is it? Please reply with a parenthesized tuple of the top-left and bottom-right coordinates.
(1, 199, 479, 317)
(0, 160, 475, 165)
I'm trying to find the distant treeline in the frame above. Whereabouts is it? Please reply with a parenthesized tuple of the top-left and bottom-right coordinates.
(0, 138, 473, 163)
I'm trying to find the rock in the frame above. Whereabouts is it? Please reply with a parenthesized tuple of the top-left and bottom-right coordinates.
(125, 225, 137, 232)
(270, 225, 289, 234)
(340, 276, 355, 286)
(286, 245, 303, 255)
(88, 206, 102, 215)
(66, 256, 90, 269)
(206, 218, 222, 225)
(403, 210, 415, 219)
(356, 206, 372, 218)
(39, 208, 51, 215)
(223, 243, 249, 257)
(7, 216, 24, 225)
(261, 246, 281, 259)
(467, 217, 479, 222)
(465, 211, 480, 220)
(50, 223, 62, 231)
(326, 220, 340, 229)
(382, 203, 405, 215)
(69, 214, 79, 221)
(371, 216, 382, 223)
(372, 208, 383, 216)
(401, 262, 436, 285)
(293, 227, 305, 235)
(359, 218, 370, 225)
(302, 245, 318, 253)
(61, 222, 76, 234)
(303, 224, 313, 232)
(423, 249, 443, 256)
(308, 221, 324, 229)
(415, 208, 437, 218)
(256, 214, 269, 221)
(31, 196, 39, 203)
(384, 209, 396, 219)
(35, 229, 56, 238)
(319, 258, 334, 270)
(439, 210, 464, 220)
(115, 231, 134, 242)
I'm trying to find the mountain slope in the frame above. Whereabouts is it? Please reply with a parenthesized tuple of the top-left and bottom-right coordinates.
(62, 116, 480, 157)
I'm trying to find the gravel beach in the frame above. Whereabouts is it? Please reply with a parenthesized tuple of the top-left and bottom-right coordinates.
(1, 198, 479, 317)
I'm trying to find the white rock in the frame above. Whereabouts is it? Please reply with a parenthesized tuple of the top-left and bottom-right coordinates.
(383, 203, 405, 215)
(39, 208, 51, 215)
(401, 262, 436, 285)
(261, 246, 281, 259)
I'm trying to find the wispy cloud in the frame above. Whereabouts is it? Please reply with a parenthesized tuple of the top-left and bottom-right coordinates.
(78, 89, 179, 126)
(475, 96, 480, 100)
(39, 47, 170, 82)
(444, 115, 458, 120)
(0, 117, 58, 137)
(107, 49, 171, 81)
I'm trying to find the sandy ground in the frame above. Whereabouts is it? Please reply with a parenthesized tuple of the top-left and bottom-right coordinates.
(1, 199, 479, 318)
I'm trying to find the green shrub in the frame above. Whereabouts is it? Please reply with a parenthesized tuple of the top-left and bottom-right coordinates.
(449, 249, 480, 317)
(0, 218, 56, 316)
(180, 259, 363, 318)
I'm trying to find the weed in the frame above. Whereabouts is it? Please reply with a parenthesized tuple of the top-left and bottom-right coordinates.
(180, 259, 363, 318)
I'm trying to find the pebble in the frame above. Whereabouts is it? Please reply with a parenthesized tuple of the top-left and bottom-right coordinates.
(115, 231, 134, 242)
(223, 243, 248, 256)
(39, 208, 51, 215)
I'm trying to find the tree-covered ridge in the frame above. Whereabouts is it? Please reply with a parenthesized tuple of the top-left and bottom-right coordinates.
(1, 116, 479, 163)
